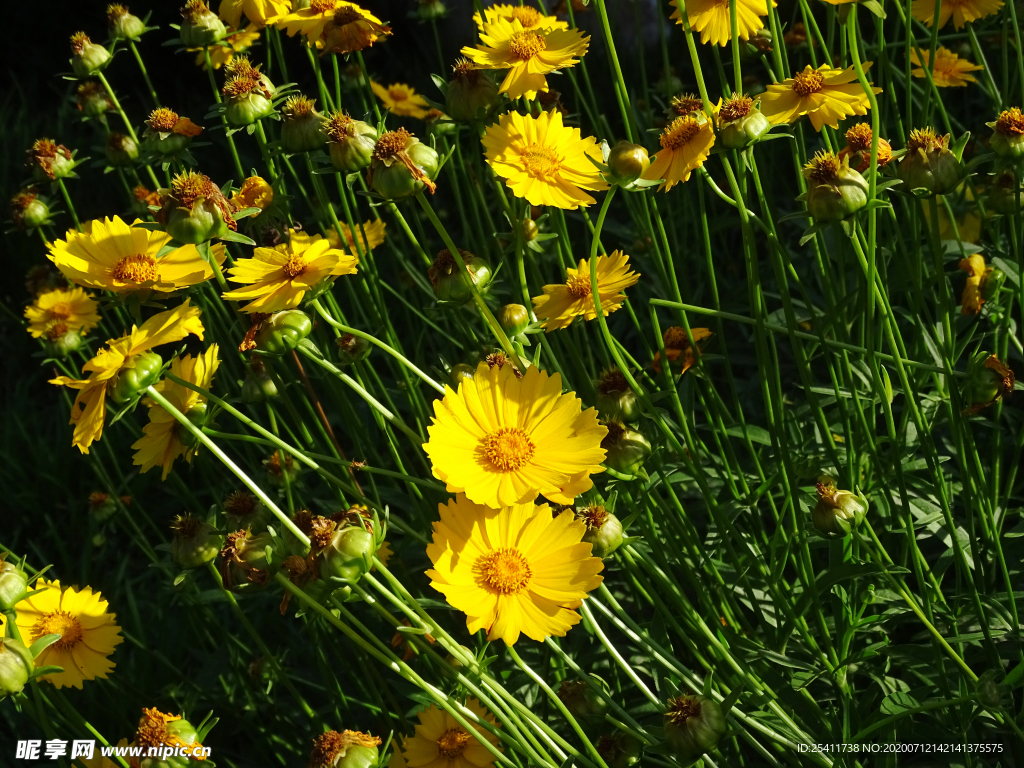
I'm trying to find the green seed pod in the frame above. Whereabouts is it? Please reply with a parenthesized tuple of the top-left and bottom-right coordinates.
(165, 198, 230, 243)
(178, 0, 227, 47)
(241, 361, 279, 403)
(987, 108, 1024, 160)
(254, 310, 313, 358)
(576, 505, 624, 558)
(897, 128, 963, 195)
(595, 368, 640, 423)
(27, 140, 75, 183)
(369, 129, 439, 200)
(224, 490, 273, 532)
(109, 351, 163, 404)
(77, 82, 114, 118)
(606, 141, 651, 186)
(962, 352, 1015, 412)
(663, 695, 727, 760)
(222, 529, 276, 590)
(159, 171, 236, 244)
(986, 170, 1022, 214)
(803, 152, 868, 222)
(43, 326, 83, 358)
(144, 131, 191, 156)
(428, 249, 492, 304)
(597, 732, 641, 768)
(0, 558, 28, 611)
(325, 112, 378, 172)
(280, 96, 327, 154)
(446, 59, 500, 122)
(602, 422, 652, 476)
(108, 5, 148, 40)
(812, 480, 868, 537)
(70, 33, 111, 77)
(321, 525, 376, 582)
(980, 268, 1005, 301)
(450, 363, 475, 387)
(498, 304, 530, 337)
(171, 513, 224, 570)
(718, 95, 771, 149)
(137, 714, 203, 768)
(11, 191, 51, 231)
(309, 730, 382, 768)
(558, 680, 608, 719)
(106, 132, 139, 167)
(336, 333, 372, 366)
(0, 637, 34, 700)
(225, 91, 274, 127)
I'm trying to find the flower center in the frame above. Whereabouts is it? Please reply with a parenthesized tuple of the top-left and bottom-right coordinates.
(508, 31, 547, 60)
(333, 5, 362, 24)
(520, 143, 561, 180)
(373, 129, 410, 160)
(566, 274, 592, 299)
(996, 107, 1024, 136)
(112, 254, 158, 284)
(282, 254, 307, 278)
(476, 547, 533, 594)
(844, 122, 873, 151)
(436, 728, 471, 759)
(34, 610, 84, 650)
(481, 426, 535, 472)
(46, 322, 70, 340)
(665, 695, 701, 724)
(510, 6, 542, 25)
(792, 69, 825, 97)
(389, 88, 409, 102)
(661, 117, 701, 150)
(720, 95, 753, 122)
(804, 151, 841, 184)
(48, 302, 73, 320)
(148, 107, 180, 132)
(311, 0, 336, 12)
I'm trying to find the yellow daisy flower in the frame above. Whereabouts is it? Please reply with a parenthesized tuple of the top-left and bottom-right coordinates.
(0, 579, 122, 690)
(532, 250, 640, 331)
(222, 230, 359, 312)
(482, 109, 608, 209)
(759, 64, 882, 131)
(460, 18, 589, 100)
(397, 699, 500, 768)
(424, 361, 607, 508)
(50, 300, 206, 453)
(642, 113, 716, 190)
(195, 25, 261, 69)
(669, 0, 775, 47)
(910, 0, 1002, 28)
(219, 0, 289, 27)
(232, 175, 274, 210)
(959, 254, 986, 315)
(426, 495, 604, 644)
(326, 219, 387, 253)
(910, 46, 984, 87)
(24, 287, 100, 339)
(273, 0, 390, 54)
(132, 345, 220, 480)
(472, 3, 567, 31)
(371, 81, 431, 119)
(47, 216, 225, 297)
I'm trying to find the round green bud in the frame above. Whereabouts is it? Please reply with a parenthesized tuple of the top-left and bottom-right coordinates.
(606, 141, 651, 186)
(804, 154, 868, 222)
(428, 249, 492, 304)
(326, 115, 378, 172)
(417, 0, 447, 19)
(897, 129, 963, 195)
(558, 679, 608, 719)
(321, 526, 376, 582)
(498, 304, 530, 336)
(241, 364, 279, 403)
(106, 132, 139, 166)
(90, 492, 119, 523)
(222, 529, 276, 591)
(254, 310, 313, 358)
(663, 695, 727, 760)
(225, 92, 274, 127)
(369, 131, 439, 200)
(70, 33, 112, 77)
(962, 353, 1014, 411)
(812, 484, 868, 537)
(450, 363, 475, 387)
(309, 731, 382, 768)
(595, 368, 640, 423)
(171, 514, 224, 570)
(986, 171, 1022, 214)
(165, 199, 231, 244)
(577, 506, 624, 557)
(175, 402, 208, 450)
(179, 5, 227, 47)
(110, 351, 163, 404)
(336, 333, 372, 365)
(43, 327, 83, 358)
(280, 97, 327, 154)
(522, 217, 539, 242)
(0, 559, 28, 612)
(602, 423, 652, 476)
(144, 132, 191, 157)
(446, 60, 500, 122)
(12, 192, 51, 231)
(0, 637, 34, 700)
(980, 268, 1006, 301)
(224, 491, 273, 532)
(108, 7, 148, 40)
(718, 103, 771, 149)
(988, 109, 1024, 159)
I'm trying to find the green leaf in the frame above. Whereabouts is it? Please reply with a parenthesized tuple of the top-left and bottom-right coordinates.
(218, 230, 257, 246)
(29, 665, 66, 679)
(880, 691, 919, 714)
(29, 634, 62, 658)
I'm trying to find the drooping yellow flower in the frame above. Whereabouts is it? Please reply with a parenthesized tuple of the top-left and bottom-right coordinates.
(473, 3, 566, 31)
(460, 18, 589, 100)
(222, 229, 359, 312)
(669, 0, 775, 47)
(195, 25, 261, 69)
(424, 361, 607, 508)
(910, 46, 984, 87)
(370, 81, 431, 119)
(273, 0, 390, 54)
(959, 254, 986, 314)
(326, 219, 387, 254)
(532, 251, 640, 331)
(0, 579, 122, 690)
(131, 345, 220, 480)
(47, 216, 225, 297)
(396, 700, 500, 768)
(910, 0, 1002, 28)
(219, 0, 289, 27)
(50, 300, 206, 453)
(24, 287, 100, 338)
(482, 110, 608, 209)
(427, 495, 604, 644)
(642, 113, 716, 190)
(759, 64, 882, 131)
(232, 175, 274, 210)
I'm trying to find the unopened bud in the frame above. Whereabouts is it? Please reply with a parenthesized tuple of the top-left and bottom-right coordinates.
(254, 310, 313, 358)
(803, 152, 868, 222)
(0, 638, 34, 699)
(558, 680, 608, 719)
(898, 128, 963, 195)
(336, 333, 372, 365)
(110, 351, 163, 403)
(179, 0, 227, 47)
(812, 478, 868, 537)
(576, 505, 624, 557)
(663, 695, 727, 760)
(0, 558, 28, 611)
(498, 304, 530, 336)
(70, 33, 111, 77)
(428, 249, 492, 304)
(606, 141, 650, 186)
(171, 513, 223, 570)
(602, 422, 651, 477)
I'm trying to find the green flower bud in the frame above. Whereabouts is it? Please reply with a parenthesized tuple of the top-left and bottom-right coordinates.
(221, 529, 275, 590)
(417, 0, 447, 19)
(0, 637, 34, 699)
(987, 108, 1024, 160)
(336, 333, 372, 365)
(602, 422, 652, 476)
(803, 152, 868, 222)
(962, 352, 1015, 412)
(321, 525, 376, 582)
(498, 304, 530, 336)
(110, 351, 163, 404)
(159, 171, 237, 244)
(595, 367, 640, 423)
(663, 695, 727, 760)
(558, 680, 608, 719)
(171, 513, 223, 570)
(718, 94, 771, 149)
(108, 4, 148, 40)
(254, 310, 313, 358)
(43, 326, 83, 358)
(446, 59, 500, 122)
(135, 711, 204, 768)
(175, 402, 208, 450)
(812, 479, 868, 537)
(980, 268, 1005, 301)
(27, 139, 75, 182)
(986, 169, 1022, 215)
(280, 95, 327, 154)
(89, 491, 119, 523)
(597, 733, 641, 768)
(70, 33, 111, 77)
(325, 112, 378, 172)
(309, 730, 382, 768)
(576, 505, 624, 557)
(178, 0, 227, 47)
(106, 132, 139, 167)
(897, 128, 963, 195)
(10, 190, 51, 231)
(225, 89, 274, 127)
(606, 141, 651, 186)
(522, 217, 539, 242)
(223, 490, 273, 532)
(264, 450, 300, 486)
(450, 363, 475, 387)
(428, 249, 492, 304)
(241, 360, 279, 403)
(369, 129, 439, 200)
(0, 557, 29, 611)
(76, 81, 114, 118)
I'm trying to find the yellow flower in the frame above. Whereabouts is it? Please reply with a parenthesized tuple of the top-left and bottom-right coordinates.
(426, 495, 604, 644)
(219, 0, 289, 27)
(194, 24, 261, 69)
(232, 175, 274, 209)
(670, 0, 775, 47)
(24, 287, 100, 338)
(371, 81, 431, 119)
(424, 361, 607, 508)
(274, 0, 390, 54)
(759, 64, 882, 131)
(910, 0, 1002, 28)
(482, 109, 608, 209)
(532, 251, 640, 331)
(132, 345, 220, 480)
(642, 113, 716, 190)
(460, 18, 589, 100)
(397, 700, 500, 768)
(0, 579, 122, 689)
(472, 3, 567, 31)
(222, 229, 359, 312)
(959, 253, 986, 314)
(910, 46, 984, 87)
(50, 300, 206, 453)
(47, 216, 225, 297)
(326, 218, 387, 253)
